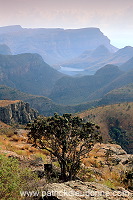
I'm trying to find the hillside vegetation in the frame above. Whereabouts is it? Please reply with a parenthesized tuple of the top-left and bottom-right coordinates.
(78, 102, 133, 154)
(119, 57, 133, 72)
(49, 64, 123, 105)
(0, 53, 63, 96)
(92, 69, 133, 101)
(0, 119, 133, 199)
(0, 85, 92, 116)
(0, 100, 20, 107)
(99, 83, 133, 105)
(0, 46, 133, 107)
(1, 84, 133, 116)
(0, 85, 68, 116)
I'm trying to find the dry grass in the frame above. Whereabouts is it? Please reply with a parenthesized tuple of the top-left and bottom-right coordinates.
(0, 121, 10, 128)
(0, 118, 131, 189)
(0, 121, 15, 137)
(80, 142, 129, 188)
(0, 129, 50, 160)
(0, 100, 20, 107)
(78, 102, 133, 146)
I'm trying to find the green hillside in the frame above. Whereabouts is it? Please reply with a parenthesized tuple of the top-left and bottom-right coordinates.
(0, 85, 96, 116)
(49, 65, 123, 105)
(99, 83, 133, 105)
(1, 82, 133, 117)
(0, 53, 63, 96)
(0, 85, 67, 116)
(85, 66, 133, 102)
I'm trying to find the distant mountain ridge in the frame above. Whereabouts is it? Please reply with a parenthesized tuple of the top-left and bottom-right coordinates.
(102, 46, 133, 67)
(1, 51, 133, 107)
(119, 57, 133, 72)
(0, 25, 22, 34)
(0, 25, 117, 65)
(60, 46, 133, 75)
(49, 56, 133, 105)
(0, 44, 12, 55)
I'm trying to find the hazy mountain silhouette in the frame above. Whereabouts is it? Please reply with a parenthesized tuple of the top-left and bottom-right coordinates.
(0, 25, 22, 34)
(59, 45, 113, 74)
(119, 56, 133, 72)
(0, 44, 12, 55)
(0, 25, 117, 66)
(60, 46, 133, 75)
(104, 46, 133, 65)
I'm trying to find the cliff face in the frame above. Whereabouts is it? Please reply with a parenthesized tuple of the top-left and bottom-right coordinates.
(0, 26, 117, 65)
(0, 100, 38, 124)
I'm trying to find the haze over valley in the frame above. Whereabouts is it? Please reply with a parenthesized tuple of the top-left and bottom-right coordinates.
(0, 1, 133, 198)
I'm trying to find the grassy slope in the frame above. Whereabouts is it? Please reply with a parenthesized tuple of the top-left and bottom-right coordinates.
(78, 102, 133, 153)
(100, 83, 133, 105)
(0, 100, 20, 107)
(0, 121, 132, 191)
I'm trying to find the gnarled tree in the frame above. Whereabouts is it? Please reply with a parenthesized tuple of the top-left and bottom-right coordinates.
(28, 113, 102, 181)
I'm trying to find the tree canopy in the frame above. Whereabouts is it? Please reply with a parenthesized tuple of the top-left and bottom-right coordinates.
(28, 113, 102, 181)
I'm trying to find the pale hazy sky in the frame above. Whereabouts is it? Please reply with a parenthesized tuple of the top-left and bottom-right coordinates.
(0, 0, 133, 48)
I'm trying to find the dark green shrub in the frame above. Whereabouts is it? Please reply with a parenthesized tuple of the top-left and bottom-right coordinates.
(28, 113, 102, 182)
(0, 154, 38, 200)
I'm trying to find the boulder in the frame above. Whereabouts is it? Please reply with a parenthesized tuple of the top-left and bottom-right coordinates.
(42, 180, 133, 200)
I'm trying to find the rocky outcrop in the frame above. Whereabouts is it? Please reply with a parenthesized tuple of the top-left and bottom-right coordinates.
(29, 143, 132, 200)
(42, 144, 133, 199)
(43, 180, 133, 200)
(87, 143, 133, 167)
(0, 100, 38, 124)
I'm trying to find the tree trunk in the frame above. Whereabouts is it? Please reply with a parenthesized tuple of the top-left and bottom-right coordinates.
(60, 161, 67, 181)
(68, 161, 80, 181)
(60, 144, 67, 181)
